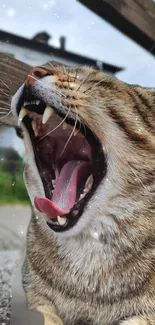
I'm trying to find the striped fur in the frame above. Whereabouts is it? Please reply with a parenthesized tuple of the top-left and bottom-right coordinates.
(10, 64, 155, 325)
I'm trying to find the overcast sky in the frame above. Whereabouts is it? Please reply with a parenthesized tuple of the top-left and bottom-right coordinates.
(0, 0, 155, 86)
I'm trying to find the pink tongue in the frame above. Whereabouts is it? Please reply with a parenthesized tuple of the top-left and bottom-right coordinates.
(34, 160, 91, 219)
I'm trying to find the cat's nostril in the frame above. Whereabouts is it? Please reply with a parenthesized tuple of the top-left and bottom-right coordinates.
(26, 67, 49, 86)
(32, 67, 47, 78)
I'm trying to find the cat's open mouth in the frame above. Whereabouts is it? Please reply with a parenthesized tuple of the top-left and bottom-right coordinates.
(16, 91, 106, 232)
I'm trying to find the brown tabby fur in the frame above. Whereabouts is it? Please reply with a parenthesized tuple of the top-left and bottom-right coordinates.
(8, 63, 155, 325)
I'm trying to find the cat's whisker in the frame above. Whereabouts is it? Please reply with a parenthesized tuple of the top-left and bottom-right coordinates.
(0, 110, 12, 120)
(0, 106, 11, 111)
(0, 109, 10, 113)
(28, 73, 66, 98)
(0, 79, 10, 90)
(76, 71, 92, 92)
(27, 74, 38, 82)
(62, 65, 70, 89)
(0, 100, 10, 107)
(60, 111, 78, 156)
(84, 78, 106, 93)
(74, 68, 80, 82)
(48, 62, 65, 89)
(67, 70, 70, 89)
(74, 107, 86, 138)
(0, 89, 10, 97)
(127, 163, 147, 191)
(51, 84, 66, 98)
(38, 107, 71, 142)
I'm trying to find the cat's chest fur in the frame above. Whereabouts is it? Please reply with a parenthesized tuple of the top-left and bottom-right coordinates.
(24, 220, 153, 325)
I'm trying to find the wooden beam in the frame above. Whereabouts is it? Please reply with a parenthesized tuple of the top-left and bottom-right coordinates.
(0, 53, 31, 125)
(78, 0, 155, 55)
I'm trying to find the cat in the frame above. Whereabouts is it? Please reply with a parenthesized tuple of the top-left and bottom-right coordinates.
(9, 62, 155, 325)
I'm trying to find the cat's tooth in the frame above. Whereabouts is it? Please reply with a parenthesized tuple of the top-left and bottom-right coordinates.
(52, 179, 56, 187)
(18, 107, 28, 126)
(32, 120, 37, 133)
(80, 193, 86, 200)
(85, 174, 93, 190)
(32, 120, 39, 136)
(62, 122, 68, 130)
(72, 210, 79, 217)
(42, 106, 54, 124)
(24, 101, 29, 106)
(74, 128, 79, 136)
(34, 128, 39, 137)
(57, 215, 67, 226)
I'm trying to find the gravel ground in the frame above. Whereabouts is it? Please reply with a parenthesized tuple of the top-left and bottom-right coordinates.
(0, 250, 20, 324)
(0, 206, 43, 324)
(0, 206, 28, 324)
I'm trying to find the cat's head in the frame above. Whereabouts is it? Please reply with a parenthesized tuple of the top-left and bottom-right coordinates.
(11, 63, 155, 237)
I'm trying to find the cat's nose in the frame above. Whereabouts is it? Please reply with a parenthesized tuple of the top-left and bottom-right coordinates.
(26, 67, 49, 86)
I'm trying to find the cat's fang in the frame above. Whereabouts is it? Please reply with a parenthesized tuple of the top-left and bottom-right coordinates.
(18, 107, 28, 126)
(57, 215, 67, 226)
(42, 106, 54, 124)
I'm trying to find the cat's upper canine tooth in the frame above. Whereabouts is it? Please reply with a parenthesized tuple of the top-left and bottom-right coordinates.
(18, 107, 28, 126)
(42, 106, 54, 124)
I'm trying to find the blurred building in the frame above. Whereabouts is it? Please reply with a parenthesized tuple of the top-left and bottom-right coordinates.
(0, 30, 122, 73)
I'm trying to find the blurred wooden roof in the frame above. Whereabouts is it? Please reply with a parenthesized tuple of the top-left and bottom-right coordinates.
(78, 0, 155, 55)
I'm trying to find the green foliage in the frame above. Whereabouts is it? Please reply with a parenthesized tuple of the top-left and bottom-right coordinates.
(0, 156, 30, 205)
(0, 147, 23, 174)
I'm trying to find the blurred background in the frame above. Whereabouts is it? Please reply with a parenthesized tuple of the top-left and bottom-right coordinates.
(0, 0, 155, 225)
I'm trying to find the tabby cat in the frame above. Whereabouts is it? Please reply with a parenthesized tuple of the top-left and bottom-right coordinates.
(10, 62, 155, 325)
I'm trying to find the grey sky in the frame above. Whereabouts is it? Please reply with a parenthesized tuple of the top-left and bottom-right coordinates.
(0, 0, 155, 86)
